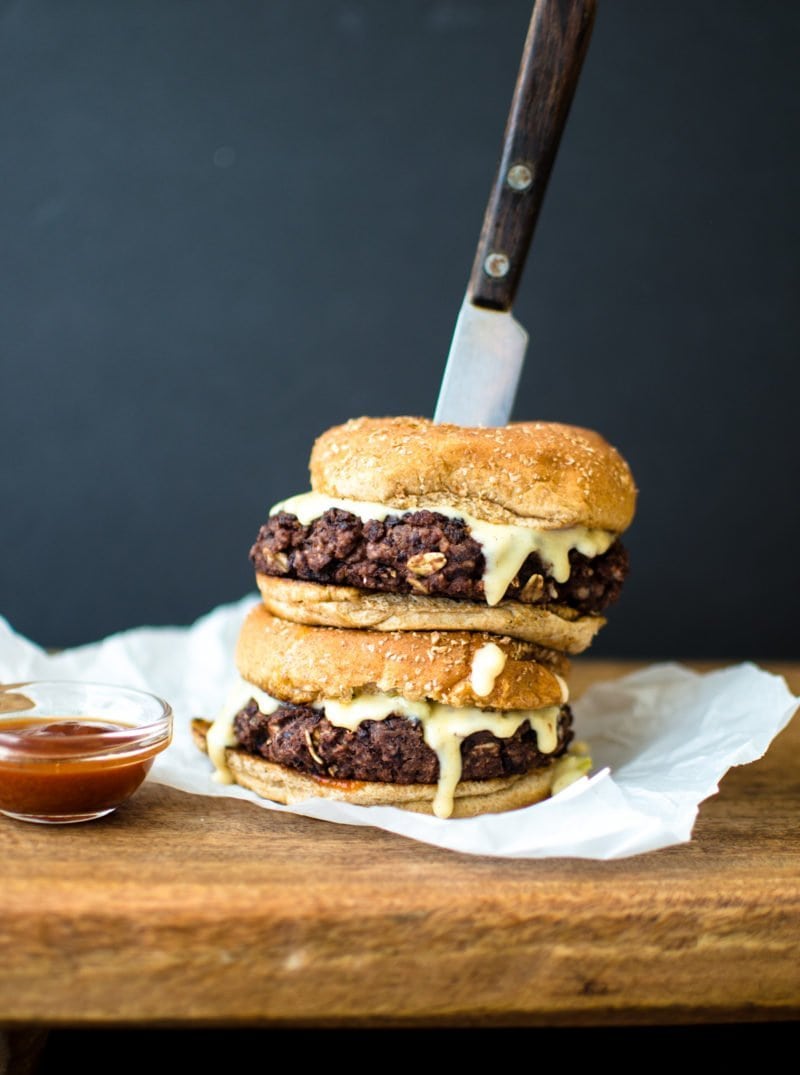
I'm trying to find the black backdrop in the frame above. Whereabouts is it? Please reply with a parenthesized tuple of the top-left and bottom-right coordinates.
(1, 0, 797, 657)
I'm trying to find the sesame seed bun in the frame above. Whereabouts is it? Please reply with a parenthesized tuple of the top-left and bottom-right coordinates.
(309, 416, 637, 532)
(235, 604, 569, 710)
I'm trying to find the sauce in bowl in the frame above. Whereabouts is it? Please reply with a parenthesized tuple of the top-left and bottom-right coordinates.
(0, 683, 172, 824)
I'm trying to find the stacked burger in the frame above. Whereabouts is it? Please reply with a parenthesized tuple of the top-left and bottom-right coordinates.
(194, 416, 636, 819)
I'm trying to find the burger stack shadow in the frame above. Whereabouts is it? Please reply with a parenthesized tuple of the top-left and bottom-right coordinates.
(193, 416, 637, 819)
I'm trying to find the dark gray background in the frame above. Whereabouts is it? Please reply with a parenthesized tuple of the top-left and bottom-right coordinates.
(1, 0, 797, 657)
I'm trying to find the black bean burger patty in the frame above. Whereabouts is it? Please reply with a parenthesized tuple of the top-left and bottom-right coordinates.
(233, 700, 573, 785)
(250, 509, 628, 614)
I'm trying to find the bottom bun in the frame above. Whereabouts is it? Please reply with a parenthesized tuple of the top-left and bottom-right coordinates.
(256, 574, 604, 655)
(192, 718, 558, 819)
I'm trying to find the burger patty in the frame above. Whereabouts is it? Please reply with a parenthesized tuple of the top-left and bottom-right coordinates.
(250, 509, 628, 614)
(233, 700, 573, 785)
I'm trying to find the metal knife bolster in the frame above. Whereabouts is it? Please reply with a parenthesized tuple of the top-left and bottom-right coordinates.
(432, 296, 528, 428)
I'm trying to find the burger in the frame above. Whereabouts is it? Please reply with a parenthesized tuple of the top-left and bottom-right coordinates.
(192, 605, 577, 819)
(193, 416, 636, 819)
(249, 416, 635, 654)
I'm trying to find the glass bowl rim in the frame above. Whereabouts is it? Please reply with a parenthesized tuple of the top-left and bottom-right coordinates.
(0, 679, 173, 761)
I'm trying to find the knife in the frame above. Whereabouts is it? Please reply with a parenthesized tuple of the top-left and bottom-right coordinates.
(433, 0, 597, 427)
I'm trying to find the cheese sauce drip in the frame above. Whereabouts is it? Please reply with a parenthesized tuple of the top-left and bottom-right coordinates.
(419, 703, 560, 820)
(470, 643, 507, 697)
(207, 682, 281, 784)
(271, 491, 614, 606)
(550, 750, 593, 795)
(206, 679, 564, 819)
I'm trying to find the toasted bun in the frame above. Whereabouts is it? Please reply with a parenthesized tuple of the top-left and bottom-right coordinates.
(192, 718, 556, 818)
(309, 416, 636, 532)
(256, 575, 603, 655)
(236, 604, 568, 709)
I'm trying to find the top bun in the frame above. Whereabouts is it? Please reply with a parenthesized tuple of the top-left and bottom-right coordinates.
(310, 416, 637, 532)
(236, 604, 568, 710)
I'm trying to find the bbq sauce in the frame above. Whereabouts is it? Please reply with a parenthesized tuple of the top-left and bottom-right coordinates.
(0, 717, 161, 819)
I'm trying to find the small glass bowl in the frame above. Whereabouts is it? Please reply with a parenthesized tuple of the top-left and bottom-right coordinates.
(0, 680, 172, 824)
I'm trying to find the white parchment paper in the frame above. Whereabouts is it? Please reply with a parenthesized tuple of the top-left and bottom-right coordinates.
(1, 595, 796, 859)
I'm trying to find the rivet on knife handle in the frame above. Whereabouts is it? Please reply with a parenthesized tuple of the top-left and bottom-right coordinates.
(467, 0, 597, 312)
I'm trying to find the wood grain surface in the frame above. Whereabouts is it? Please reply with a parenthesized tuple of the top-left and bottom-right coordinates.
(1, 660, 798, 1030)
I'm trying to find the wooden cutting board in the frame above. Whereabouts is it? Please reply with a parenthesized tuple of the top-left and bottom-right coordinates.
(1, 660, 798, 1029)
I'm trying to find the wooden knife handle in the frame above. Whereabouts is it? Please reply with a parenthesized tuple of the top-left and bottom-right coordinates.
(467, 0, 597, 311)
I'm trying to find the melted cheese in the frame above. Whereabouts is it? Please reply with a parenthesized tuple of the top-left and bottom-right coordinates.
(322, 694, 429, 729)
(421, 703, 560, 819)
(470, 642, 507, 697)
(207, 681, 281, 784)
(550, 748, 593, 796)
(554, 673, 570, 704)
(271, 491, 614, 606)
(317, 693, 561, 819)
(205, 680, 562, 820)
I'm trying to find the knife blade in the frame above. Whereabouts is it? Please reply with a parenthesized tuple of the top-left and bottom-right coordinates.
(433, 0, 597, 427)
